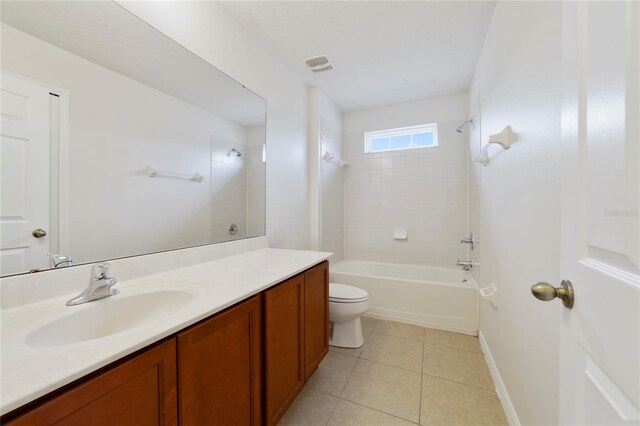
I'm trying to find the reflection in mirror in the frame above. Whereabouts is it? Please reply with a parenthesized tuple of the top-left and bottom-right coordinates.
(211, 135, 266, 242)
(0, 1, 266, 277)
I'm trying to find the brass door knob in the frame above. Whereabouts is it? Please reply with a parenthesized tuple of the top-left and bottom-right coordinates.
(531, 280, 574, 309)
(32, 228, 47, 238)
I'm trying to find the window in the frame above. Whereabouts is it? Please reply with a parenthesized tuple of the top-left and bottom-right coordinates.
(364, 123, 438, 153)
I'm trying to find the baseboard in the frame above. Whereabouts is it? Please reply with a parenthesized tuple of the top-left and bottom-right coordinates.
(478, 330, 521, 426)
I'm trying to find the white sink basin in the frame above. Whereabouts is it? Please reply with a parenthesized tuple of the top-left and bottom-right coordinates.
(26, 289, 196, 347)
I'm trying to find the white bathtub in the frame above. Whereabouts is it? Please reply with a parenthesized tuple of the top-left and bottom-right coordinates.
(330, 260, 479, 335)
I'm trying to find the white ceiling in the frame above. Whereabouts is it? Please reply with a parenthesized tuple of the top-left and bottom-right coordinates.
(222, 1, 496, 112)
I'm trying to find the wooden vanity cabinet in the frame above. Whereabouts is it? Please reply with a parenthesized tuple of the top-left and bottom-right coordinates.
(4, 339, 177, 426)
(3, 261, 329, 426)
(264, 273, 305, 426)
(303, 261, 329, 381)
(264, 260, 329, 426)
(177, 295, 262, 426)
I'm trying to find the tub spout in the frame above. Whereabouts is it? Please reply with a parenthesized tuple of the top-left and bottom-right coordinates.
(457, 260, 479, 271)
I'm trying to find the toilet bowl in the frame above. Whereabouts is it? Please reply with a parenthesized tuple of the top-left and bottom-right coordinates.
(329, 283, 369, 348)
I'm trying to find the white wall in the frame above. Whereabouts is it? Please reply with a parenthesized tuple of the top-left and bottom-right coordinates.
(308, 87, 344, 263)
(119, 1, 310, 250)
(1, 23, 249, 264)
(468, 2, 562, 425)
(342, 93, 468, 266)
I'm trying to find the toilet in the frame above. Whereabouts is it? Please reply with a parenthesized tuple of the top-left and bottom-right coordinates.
(329, 283, 370, 348)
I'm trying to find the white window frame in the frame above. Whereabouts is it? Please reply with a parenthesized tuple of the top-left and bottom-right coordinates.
(364, 123, 438, 154)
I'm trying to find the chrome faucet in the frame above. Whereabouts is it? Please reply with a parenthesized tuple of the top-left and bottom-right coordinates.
(66, 263, 119, 306)
(460, 232, 476, 250)
(457, 260, 478, 272)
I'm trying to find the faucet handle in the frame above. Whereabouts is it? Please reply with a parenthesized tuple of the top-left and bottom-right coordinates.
(460, 232, 477, 250)
(457, 259, 479, 271)
(91, 263, 112, 280)
(67, 263, 119, 306)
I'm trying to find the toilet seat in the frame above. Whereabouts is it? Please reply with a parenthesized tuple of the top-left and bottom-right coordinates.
(329, 283, 369, 303)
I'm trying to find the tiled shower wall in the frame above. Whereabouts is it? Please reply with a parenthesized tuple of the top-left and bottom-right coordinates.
(211, 129, 266, 243)
(211, 137, 248, 242)
(247, 127, 266, 238)
(343, 94, 469, 266)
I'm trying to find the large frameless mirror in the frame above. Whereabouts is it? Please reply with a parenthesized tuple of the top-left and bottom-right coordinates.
(0, 1, 266, 277)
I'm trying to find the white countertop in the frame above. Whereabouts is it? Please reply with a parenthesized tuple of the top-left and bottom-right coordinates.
(0, 248, 330, 415)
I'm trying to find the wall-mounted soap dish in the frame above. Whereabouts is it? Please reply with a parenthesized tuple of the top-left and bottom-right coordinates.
(479, 283, 498, 308)
(488, 125, 517, 150)
(471, 126, 517, 167)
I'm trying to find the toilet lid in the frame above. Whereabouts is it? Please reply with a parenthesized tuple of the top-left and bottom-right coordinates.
(330, 283, 369, 303)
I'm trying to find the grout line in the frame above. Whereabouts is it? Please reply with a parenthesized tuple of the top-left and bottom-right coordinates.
(337, 355, 359, 397)
(376, 319, 482, 350)
(370, 330, 425, 344)
(419, 373, 424, 425)
(359, 330, 370, 358)
(421, 371, 497, 393)
(320, 351, 362, 425)
(315, 321, 497, 425)
(358, 355, 423, 375)
(336, 396, 420, 425)
(300, 332, 428, 426)
(322, 394, 339, 426)
(419, 329, 425, 425)
(423, 339, 483, 354)
(336, 349, 360, 397)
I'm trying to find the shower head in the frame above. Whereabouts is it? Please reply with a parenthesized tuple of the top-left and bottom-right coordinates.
(456, 119, 474, 133)
(227, 148, 242, 157)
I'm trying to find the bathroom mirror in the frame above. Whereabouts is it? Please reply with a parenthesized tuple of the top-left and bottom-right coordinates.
(0, 1, 266, 277)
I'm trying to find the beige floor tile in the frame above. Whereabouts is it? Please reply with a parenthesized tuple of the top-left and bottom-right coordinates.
(423, 344, 494, 390)
(424, 328, 481, 353)
(420, 375, 507, 425)
(306, 351, 358, 396)
(277, 388, 338, 426)
(327, 399, 417, 426)
(373, 320, 424, 342)
(341, 359, 422, 423)
(360, 333, 423, 372)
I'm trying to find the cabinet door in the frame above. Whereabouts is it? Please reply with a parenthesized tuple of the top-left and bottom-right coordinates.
(5, 339, 177, 426)
(304, 261, 329, 380)
(177, 295, 262, 426)
(264, 274, 304, 426)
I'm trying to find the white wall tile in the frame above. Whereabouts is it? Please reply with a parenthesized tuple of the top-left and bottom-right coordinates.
(380, 157, 394, 170)
(380, 169, 394, 181)
(343, 94, 469, 266)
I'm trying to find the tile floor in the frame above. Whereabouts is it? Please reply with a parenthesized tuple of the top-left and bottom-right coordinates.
(278, 317, 508, 426)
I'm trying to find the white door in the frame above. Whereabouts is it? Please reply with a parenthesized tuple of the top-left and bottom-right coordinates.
(558, 2, 639, 424)
(0, 72, 50, 275)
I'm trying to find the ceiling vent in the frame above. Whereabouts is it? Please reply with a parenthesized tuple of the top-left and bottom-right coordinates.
(304, 55, 334, 73)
